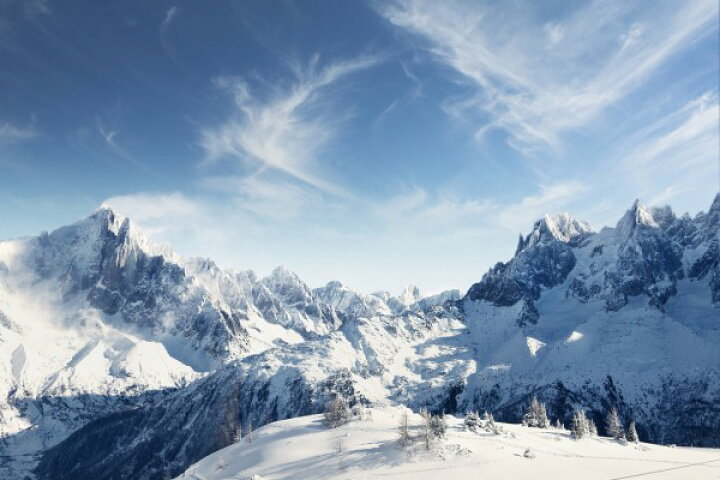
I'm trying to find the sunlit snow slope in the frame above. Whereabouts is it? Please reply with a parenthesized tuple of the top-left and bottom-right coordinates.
(176, 408, 720, 480)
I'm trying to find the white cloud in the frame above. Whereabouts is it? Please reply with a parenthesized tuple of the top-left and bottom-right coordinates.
(162, 6, 178, 30)
(378, 0, 718, 153)
(0, 122, 36, 143)
(199, 174, 325, 220)
(376, 187, 496, 234)
(627, 92, 718, 170)
(544, 23, 564, 46)
(103, 192, 201, 223)
(200, 55, 380, 195)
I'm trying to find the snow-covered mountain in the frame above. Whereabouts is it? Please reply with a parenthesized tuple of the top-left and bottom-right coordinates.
(0, 207, 459, 478)
(2, 195, 718, 480)
(171, 408, 720, 480)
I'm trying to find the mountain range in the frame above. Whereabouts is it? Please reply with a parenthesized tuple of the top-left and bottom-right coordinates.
(0, 194, 717, 479)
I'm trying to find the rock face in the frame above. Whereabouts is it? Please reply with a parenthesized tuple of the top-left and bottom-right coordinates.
(4, 196, 720, 480)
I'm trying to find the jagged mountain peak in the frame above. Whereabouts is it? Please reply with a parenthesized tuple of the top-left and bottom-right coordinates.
(398, 284, 422, 305)
(516, 211, 592, 254)
(615, 199, 661, 238)
(91, 205, 127, 231)
(57, 205, 177, 262)
(269, 264, 301, 281)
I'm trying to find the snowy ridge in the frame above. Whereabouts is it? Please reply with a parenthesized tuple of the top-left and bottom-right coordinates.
(516, 212, 593, 254)
(174, 408, 720, 480)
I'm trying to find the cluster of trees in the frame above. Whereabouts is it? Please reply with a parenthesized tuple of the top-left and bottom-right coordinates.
(398, 408, 448, 451)
(323, 394, 641, 451)
(324, 395, 371, 428)
(522, 397, 550, 428)
(464, 410, 501, 434)
(522, 397, 640, 443)
(570, 407, 639, 442)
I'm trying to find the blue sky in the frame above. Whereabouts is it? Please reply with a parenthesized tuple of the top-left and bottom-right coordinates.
(1, 0, 718, 294)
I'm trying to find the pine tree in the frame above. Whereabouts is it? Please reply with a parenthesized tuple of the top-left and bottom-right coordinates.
(398, 411, 411, 448)
(464, 411, 480, 432)
(523, 396, 549, 428)
(553, 418, 564, 430)
(429, 413, 447, 439)
(482, 411, 500, 434)
(627, 421, 639, 443)
(571, 410, 589, 439)
(588, 418, 597, 436)
(605, 408, 624, 440)
(324, 395, 351, 428)
(539, 403, 549, 428)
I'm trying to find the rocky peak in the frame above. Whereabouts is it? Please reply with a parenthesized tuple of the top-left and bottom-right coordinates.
(516, 212, 592, 254)
(324, 280, 345, 290)
(615, 199, 660, 239)
(398, 284, 422, 306)
(703, 193, 720, 237)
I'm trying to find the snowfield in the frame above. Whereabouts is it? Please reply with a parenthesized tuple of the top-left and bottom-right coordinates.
(175, 408, 720, 480)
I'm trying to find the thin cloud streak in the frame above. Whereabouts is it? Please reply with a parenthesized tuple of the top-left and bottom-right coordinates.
(0, 122, 36, 143)
(378, 0, 718, 153)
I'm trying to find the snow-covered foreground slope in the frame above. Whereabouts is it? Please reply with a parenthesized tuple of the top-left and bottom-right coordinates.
(176, 408, 720, 480)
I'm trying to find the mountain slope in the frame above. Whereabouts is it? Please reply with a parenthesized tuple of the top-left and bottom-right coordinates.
(175, 408, 720, 480)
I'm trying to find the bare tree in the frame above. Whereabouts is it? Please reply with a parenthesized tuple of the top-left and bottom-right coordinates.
(232, 421, 242, 443)
(398, 411, 411, 448)
(337, 437, 346, 470)
(424, 412, 432, 451)
(246, 418, 253, 443)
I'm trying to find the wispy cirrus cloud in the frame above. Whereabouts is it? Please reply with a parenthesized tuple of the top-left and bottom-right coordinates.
(0, 122, 36, 143)
(200, 54, 380, 195)
(614, 91, 719, 205)
(96, 117, 158, 175)
(160, 6, 179, 60)
(378, 0, 718, 153)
